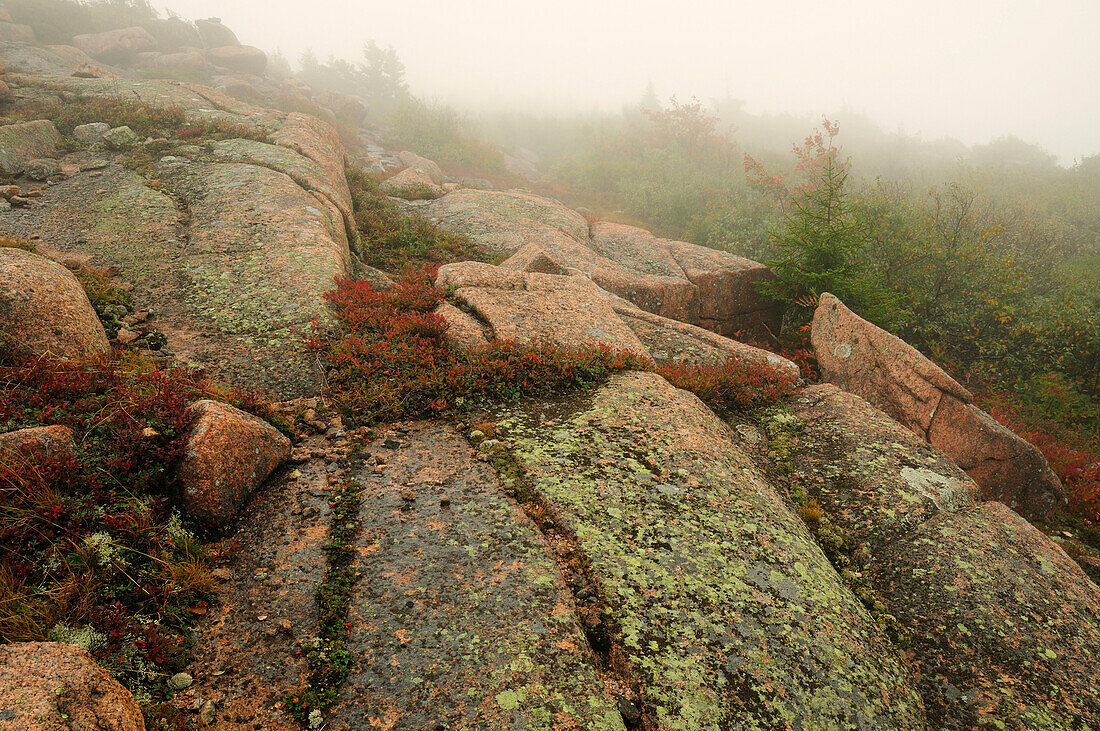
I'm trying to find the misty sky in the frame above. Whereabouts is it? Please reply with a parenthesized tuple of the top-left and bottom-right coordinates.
(155, 0, 1100, 163)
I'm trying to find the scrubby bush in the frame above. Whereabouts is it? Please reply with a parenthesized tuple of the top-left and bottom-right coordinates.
(0, 351, 272, 704)
(347, 165, 484, 271)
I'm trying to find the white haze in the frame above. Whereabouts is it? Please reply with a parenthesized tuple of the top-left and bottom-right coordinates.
(155, 0, 1100, 164)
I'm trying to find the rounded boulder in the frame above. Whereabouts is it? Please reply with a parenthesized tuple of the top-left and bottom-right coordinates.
(0, 248, 109, 361)
(0, 642, 145, 730)
(177, 400, 291, 528)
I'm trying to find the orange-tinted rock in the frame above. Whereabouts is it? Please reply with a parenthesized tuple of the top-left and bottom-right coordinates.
(177, 400, 290, 528)
(205, 45, 267, 75)
(613, 298, 799, 378)
(427, 193, 779, 336)
(877, 502, 1100, 728)
(812, 292, 1065, 520)
(379, 166, 444, 199)
(812, 293, 971, 435)
(928, 393, 1065, 520)
(433, 302, 488, 351)
(426, 189, 589, 258)
(0, 248, 109, 360)
(0, 642, 145, 730)
(591, 221, 780, 334)
(450, 269, 651, 357)
(396, 150, 444, 185)
(0, 425, 76, 464)
(71, 26, 157, 63)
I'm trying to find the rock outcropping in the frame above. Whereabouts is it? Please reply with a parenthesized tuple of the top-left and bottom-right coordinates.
(811, 292, 1065, 520)
(437, 261, 799, 377)
(784, 384, 1100, 728)
(424, 189, 781, 336)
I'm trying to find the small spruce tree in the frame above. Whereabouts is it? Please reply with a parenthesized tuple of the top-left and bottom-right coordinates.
(749, 121, 902, 332)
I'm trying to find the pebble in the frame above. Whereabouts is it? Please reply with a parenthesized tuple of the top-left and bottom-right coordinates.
(168, 672, 193, 690)
(199, 699, 216, 725)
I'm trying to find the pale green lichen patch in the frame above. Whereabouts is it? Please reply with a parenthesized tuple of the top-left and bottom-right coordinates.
(877, 501, 1100, 729)
(332, 422, 624, 731)
(491, 371, 925, 730)
(784, 384, 979, 548)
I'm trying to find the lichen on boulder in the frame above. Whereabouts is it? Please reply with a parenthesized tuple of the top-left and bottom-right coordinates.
(492, 371, 925, 729)
(177, 400, 290, 528)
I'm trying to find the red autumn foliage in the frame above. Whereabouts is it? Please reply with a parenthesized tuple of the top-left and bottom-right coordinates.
(311, 269, 799, 425)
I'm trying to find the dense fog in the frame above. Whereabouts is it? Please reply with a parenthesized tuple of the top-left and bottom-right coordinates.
(153, 0, 1100, 163)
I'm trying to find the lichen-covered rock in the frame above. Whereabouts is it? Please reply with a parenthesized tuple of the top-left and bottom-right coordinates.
(0, 247, 109, 360)
(73, 121, 110, 145)
(102, 125, 139, 150)
(330, 422, 625, 730)
(812, 292, 1065, 520)
(71, 26, 157, 63)
(177, 400, 290, 528)
(0, 120, 61, 176)
(0, 425, 76, 465)
(23, 157, 60, 181)
(877, 502, 1100, 729)
(785, 384, 979, 547)
(156, 157, 350, 396)
(205, 45, 267, 75)
(492, 372, 925, 729)
(0, 642, 145, 730)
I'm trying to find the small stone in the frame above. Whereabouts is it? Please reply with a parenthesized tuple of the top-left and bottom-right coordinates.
(168, 672, 193, 690)
(211, 568, 233, 582)
(477, 439, 500, 453)
(440, 497, 451, 509)
(102, 126, 139, 150)
(199, 699, 216, 725)
(278, 619, 292, 634)
(400, 490, 416, 502)
(116, 327, 139, 344)
(9, 196, 31, 207)
(373, 465, 385, 475)
(73, 122, 110, 145)
(256, 614, 268, 622)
